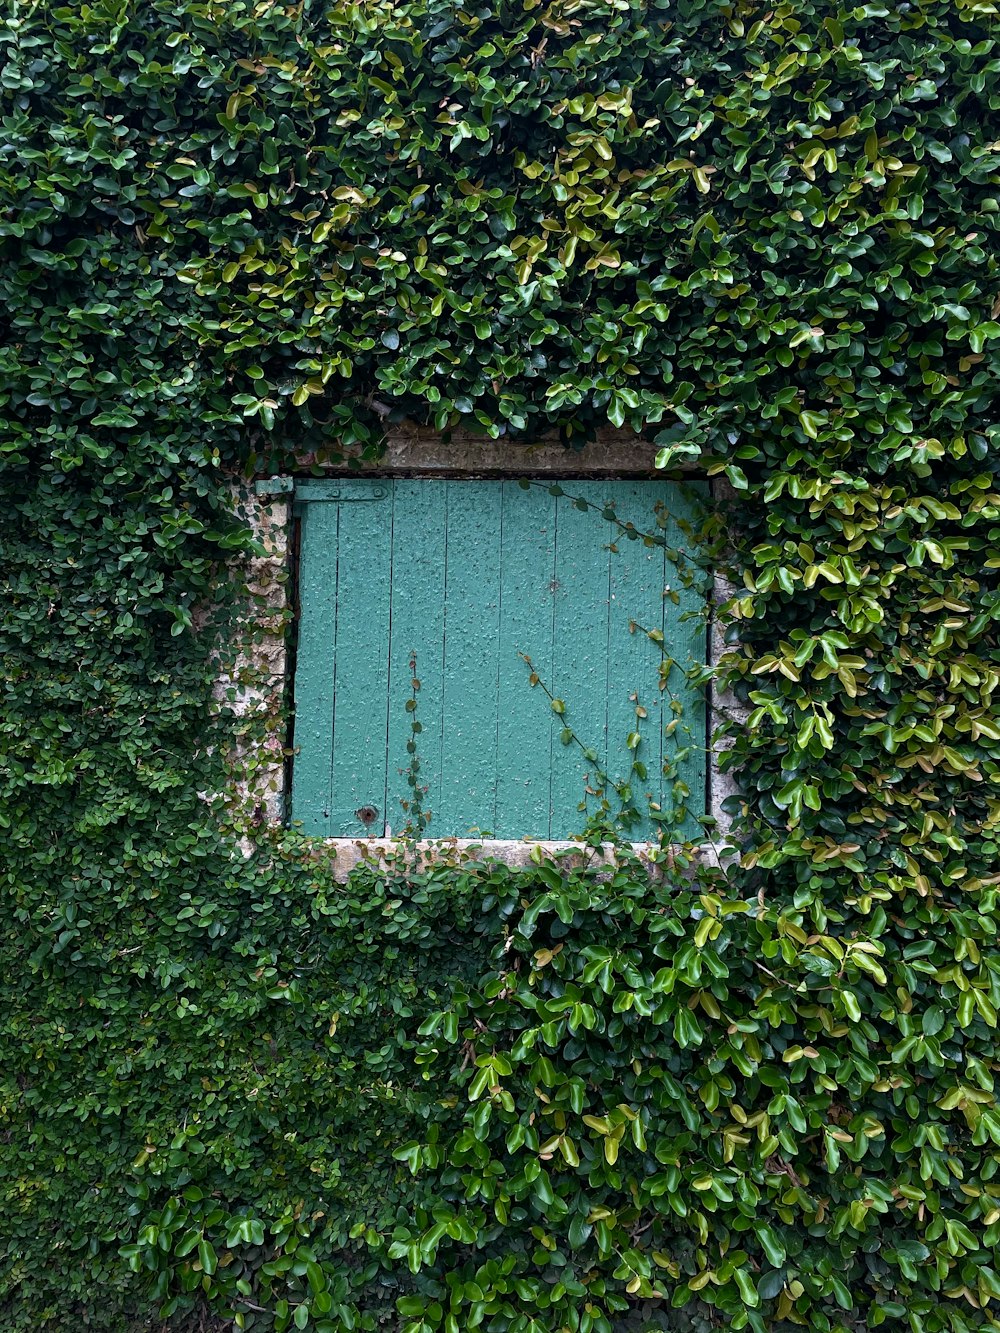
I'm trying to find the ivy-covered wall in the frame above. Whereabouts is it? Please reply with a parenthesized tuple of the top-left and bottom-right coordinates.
(2, 2, 1000, 1332)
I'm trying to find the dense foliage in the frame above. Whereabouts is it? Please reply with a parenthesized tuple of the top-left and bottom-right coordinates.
(2, 1, 1000, 1331)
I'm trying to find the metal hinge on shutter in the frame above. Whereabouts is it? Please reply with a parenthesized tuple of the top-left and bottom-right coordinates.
(291, 480, 389, 514)
(289, 485, 386, 514)
(255, 477, 388, 503)
(306, 488, 388, 501)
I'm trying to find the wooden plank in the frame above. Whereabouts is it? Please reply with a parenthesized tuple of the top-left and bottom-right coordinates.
(439, 482, 503, 836)
(495, 481, 558, 838)
(659, 481, 709, 840)
(327, 482, 393, 835)
(548, 482, 612, 838)
(290, 500, 339, 836)
(385, 480, 447, 837)
(605, 480, 669, 839)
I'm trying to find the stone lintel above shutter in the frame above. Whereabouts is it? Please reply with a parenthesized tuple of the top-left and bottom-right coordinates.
(258, 424, 696, 483)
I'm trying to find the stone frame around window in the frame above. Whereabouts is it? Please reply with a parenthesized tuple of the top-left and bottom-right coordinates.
(225, 428, 744, 879)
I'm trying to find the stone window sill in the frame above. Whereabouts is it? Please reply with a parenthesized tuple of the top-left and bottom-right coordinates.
(297, 836, 729, 881)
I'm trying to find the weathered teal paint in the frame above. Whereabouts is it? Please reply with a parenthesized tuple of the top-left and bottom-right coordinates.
(495, 483, 557, 836)
(549, 483, 613, 829)
(440, 482, 504, 835)
(328, 485, 392, 834)
(290, 497, 339, 836)
(384, 481, 448, 834)
(606, 481, 672, 831)
(291, 478, 706, 839)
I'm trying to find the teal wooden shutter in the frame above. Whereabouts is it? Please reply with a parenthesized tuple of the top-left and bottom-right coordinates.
(292, 478, 706, 839)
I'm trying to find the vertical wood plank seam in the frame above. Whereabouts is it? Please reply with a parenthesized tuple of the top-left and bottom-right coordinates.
(327, 504, 341, 830)
(382, 481, 396, 836)
(437, 482, 449, 838)
(703, 601, 712, 838)
(547, 490, 559, 839)
(659, 500, 669, 826)
(602, 495, 613, 815)
(496, 479, 509, 831)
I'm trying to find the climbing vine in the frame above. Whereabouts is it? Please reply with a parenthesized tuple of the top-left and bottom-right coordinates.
(2, 2, 1000, 1332)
